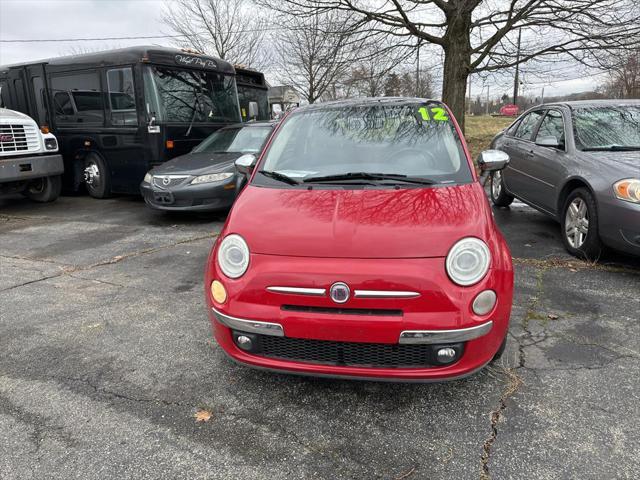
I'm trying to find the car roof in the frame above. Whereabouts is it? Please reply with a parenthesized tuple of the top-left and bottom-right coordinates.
(295, 97, 442, 112)
(536, 99, 640, 109)
(220, 120, 277, 130)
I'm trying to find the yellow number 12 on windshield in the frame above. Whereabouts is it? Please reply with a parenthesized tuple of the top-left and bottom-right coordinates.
(418, 106, 449, 122)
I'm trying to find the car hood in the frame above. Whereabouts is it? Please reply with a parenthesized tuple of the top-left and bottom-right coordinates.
(151, 152, 241, 176)
(226, 182, 493, 258)
(584, 151, 640, 173)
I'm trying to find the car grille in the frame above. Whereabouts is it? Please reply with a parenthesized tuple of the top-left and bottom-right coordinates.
(257, 335, 447, 368)
(0, 124, 40, 153)
(152, 175, 189, 188)
(282, 305, 403, 316)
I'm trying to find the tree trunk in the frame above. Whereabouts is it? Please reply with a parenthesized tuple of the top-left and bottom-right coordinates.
(441, 8, 473, 131)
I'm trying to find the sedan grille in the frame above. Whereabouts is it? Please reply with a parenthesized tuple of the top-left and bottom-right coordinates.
(0, 124, 40, 153)
(256, 335, 450, 368)
(153, 175, 189, 188)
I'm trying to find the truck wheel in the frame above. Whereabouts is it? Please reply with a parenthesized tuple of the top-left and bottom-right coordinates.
(84, 153, 111, 198)
(24, 175, 62, 203)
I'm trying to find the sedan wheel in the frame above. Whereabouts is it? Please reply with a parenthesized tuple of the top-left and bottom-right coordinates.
(489, 171, 514, 207)
(561, 188, 603, 260)
(564, 197, 589, 248)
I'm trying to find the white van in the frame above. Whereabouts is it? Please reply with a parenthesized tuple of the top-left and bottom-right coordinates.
(0, 108, 64, 202)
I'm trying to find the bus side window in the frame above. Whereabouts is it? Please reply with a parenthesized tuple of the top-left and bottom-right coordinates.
(106, 67, 137, 126)
(50, 72, 105, 126)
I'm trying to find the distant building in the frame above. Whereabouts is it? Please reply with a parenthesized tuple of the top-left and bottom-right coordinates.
(268, 86, 300, 118)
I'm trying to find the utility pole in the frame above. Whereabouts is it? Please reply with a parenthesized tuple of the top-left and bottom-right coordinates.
(541, 86, 545, 104)
(513, 28, 522, 106)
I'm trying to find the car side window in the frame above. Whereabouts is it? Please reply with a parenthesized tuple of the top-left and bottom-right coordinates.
(514, 110, 545, 140)
(536, 110, 565, 148)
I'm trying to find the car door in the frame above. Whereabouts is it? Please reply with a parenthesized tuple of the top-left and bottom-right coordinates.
(501, 109, 545, 198)
(527, 109, 569, 214)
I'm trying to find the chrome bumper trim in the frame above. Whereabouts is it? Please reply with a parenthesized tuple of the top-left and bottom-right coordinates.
(354, 290, 420, 298)
(211, 307, 284, 337)
(266, 286, 326, 296)
(399, 321, 493, 344)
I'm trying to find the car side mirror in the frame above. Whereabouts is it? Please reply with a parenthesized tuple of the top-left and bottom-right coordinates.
(536, 136, 560, 148)
(248, 101, 259, 120)
(235, 153, 257, 175)
(477, 149, 510, 172)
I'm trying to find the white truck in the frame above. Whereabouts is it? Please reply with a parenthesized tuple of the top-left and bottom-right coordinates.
(0, 108, 64, 202)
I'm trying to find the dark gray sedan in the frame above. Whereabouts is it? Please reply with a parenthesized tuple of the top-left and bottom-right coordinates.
(489, 100, 640, 259)
(140, 121, 275, 212)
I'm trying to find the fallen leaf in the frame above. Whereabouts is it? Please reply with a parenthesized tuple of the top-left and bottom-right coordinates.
(524, 243, 532, 247)
(548, 313, 559, 320)
(194, 408, 213, 423)
(569, 268, 578, 272)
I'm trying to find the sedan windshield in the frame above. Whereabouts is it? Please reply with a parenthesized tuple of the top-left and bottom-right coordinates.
(193, 126, 272, 154)
(573, 106, 640, 151)
(258, 102, 472, 185)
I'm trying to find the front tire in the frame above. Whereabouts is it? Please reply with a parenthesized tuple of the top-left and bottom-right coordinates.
(561, 188, 602, 260)
(490, 171, 514, 207)
(84, 153, 111, 199)
(24, 175, 62, 203)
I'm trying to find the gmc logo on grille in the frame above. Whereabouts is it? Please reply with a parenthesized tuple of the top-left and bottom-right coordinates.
(0, 134, 13, 142)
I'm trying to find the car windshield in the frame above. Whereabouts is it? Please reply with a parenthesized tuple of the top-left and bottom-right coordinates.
(573, 106, 640, 151)
(257, 103, 471, 185)
(193, 126, 272, 154)
(143, 66, 240, 123)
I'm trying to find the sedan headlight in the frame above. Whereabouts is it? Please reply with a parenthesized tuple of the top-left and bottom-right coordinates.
(191, 172, 234, 185)
(143, 172, 153, 184)
(613, 179, 640, 204)
(217, 234, 250, 278)
(446, 237, 491, 286)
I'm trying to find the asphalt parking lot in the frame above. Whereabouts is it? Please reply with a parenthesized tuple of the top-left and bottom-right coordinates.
(1, 194, 639, 480)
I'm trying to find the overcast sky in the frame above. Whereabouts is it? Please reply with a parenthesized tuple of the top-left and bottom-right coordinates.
(0, 0, 604, 98)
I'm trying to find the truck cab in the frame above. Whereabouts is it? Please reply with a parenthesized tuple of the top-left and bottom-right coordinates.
(0, 107, 64, 202)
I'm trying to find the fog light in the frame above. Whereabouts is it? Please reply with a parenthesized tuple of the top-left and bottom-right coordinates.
(472, 290, 497, 316)
(236, 335, 253, 351)
(211, 280, 227, 304)
(436, 347, 457, 363)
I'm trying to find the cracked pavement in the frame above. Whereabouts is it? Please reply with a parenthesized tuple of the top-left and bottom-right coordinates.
(1, 195, 639, 479)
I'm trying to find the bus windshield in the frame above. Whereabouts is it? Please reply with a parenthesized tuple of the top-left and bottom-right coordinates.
(144, 66, 240, 124)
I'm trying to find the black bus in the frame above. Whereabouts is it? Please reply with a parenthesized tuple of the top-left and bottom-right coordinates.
(0, 46, 244, 197)
(235, 67, 270, 121)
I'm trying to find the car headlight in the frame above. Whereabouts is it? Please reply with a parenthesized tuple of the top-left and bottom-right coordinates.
(446, 237, 491, 286)
(143, 172, 153, 184)
(191, 172, 234, 185)
(613, 179, 640, 204)
(217, 234, 250, 278)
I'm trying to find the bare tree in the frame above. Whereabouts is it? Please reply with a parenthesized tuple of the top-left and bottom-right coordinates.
(162, 0, 269, 68)
(273, 11, 364, 103)
(261, 0, 640, 128)
(600, 49, 640, 99)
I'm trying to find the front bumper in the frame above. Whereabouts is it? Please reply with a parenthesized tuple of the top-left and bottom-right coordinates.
(598, 196, 640, 256)
(140, 177, 237, 211)
(207, 253, 513, 381)
(0, 154, 63, 182)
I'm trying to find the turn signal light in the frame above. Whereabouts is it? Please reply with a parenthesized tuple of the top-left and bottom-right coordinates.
(166, 140, 174, 149)
(211, 280, 227, 304)
(40, 125, 50, 134)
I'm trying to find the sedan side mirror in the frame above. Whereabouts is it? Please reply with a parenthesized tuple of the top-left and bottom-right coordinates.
(477, 149, 510, 172)
(536, 136, 560, 148)
(235, 153, 257, 175)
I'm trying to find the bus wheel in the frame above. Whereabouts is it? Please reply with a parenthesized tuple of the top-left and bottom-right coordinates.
(24, 175, 62, 203)
(84, 153, 111, 198)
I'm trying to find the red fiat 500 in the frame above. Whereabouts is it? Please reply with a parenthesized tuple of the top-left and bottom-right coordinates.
(205, 98, 513, 381)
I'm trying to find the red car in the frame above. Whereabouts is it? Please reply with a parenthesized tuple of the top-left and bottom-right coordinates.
(205, 98, 514, 381)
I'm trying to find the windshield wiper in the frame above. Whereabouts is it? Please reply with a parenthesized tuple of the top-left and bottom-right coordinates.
(582, 145, 640, 151)
(303, 172, 437, 185)
(258, 170, 300, 185)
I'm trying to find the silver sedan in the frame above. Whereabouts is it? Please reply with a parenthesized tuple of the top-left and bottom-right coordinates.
(489, 100, 640, 259)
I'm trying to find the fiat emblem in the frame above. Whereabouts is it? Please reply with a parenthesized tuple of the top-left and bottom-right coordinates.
(329, 282, 350, 304)
(162, 177, 170, 186)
